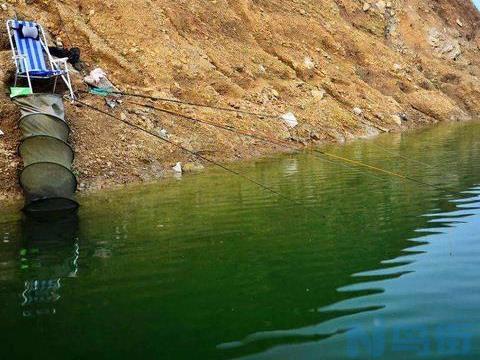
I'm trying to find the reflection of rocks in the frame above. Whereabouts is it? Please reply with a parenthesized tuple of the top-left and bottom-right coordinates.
(283, 158, 299, 176)
(94, 248, 112, 259)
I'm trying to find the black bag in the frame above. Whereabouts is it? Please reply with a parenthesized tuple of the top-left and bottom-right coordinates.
(48, 46, 81, 65)
(68, 48, 80, 64)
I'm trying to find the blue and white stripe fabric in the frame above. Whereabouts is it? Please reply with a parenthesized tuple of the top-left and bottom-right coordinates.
(11, 20, 63, 77)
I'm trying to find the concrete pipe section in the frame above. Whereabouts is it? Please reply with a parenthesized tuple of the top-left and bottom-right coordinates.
(13, 94, 78, 215)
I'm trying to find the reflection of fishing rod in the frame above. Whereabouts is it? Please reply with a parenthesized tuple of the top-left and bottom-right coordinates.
(126, 100, 463, 197)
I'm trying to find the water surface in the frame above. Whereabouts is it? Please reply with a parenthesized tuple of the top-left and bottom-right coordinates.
(1, 121, 480, 359)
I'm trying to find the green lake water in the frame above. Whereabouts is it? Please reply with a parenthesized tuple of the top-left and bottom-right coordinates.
(1, 121, 480, 359)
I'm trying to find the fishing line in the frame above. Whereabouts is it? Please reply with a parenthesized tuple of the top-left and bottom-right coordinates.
(362, 139, 435, 169)
(82, 89, 436, 169)
(127, 100, 388, 182)
(127, 100, 459, 195)
(77, 89, 280, 119)
(75, 99, 325, 216)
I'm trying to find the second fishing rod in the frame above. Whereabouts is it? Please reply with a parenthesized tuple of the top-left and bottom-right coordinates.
(124, 99, 461, 197)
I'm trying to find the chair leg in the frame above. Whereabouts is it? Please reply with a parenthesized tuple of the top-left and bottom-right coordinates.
(26, 73, 33, 94)
(26, 75, 33, 94)
(53, 77, 58, 94)
(64, 71, 75, 100)
(23, 58, 33, 94)
(14, 73, 18, 87)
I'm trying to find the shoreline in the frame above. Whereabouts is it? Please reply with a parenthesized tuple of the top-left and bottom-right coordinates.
(0, 116, 460, 211)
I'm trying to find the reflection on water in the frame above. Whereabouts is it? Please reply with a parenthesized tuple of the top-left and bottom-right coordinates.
(229, 188, 480, 359)
(19, 215, 79, 318)
(1, 121, 480, 359)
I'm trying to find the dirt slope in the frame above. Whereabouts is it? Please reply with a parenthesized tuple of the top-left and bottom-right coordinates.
(1, 0, 480, 201)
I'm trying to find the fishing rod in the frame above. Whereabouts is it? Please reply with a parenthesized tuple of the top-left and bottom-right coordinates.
(77, 89, 280, 119)
(127, 100, 390, 182)
(86, 89, 436, 169)
(127, 100, 460, 196)
(75, 99, 328, 216)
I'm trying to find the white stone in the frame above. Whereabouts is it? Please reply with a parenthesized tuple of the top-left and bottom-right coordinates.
(172, 162, 182, 173)
(159, 129, 168, 139)
(353, 107, 363, 116)
(281, 112, 298, 128)
(304, 57, 315, 70)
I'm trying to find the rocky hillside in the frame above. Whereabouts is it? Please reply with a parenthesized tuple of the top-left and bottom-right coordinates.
(1, 0, 480, 201)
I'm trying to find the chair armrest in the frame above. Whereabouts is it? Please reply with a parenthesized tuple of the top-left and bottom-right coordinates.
(12, 54, 27, 60)
(51, 57, 69, 63)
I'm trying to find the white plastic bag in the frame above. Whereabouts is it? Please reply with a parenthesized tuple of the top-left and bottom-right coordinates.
(84, 68, 107, 87)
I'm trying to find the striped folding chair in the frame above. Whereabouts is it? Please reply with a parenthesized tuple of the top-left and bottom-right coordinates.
(6, 19, 75, 99)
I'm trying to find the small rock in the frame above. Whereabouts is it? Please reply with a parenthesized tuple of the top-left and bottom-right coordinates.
(1, 3, 8, 11)
(120, 112, 127, 121)
(228, 101, 241, 109)
(281, 112, 298, 128)
(363, 3, 371, 12)
(304, 57, 315, 70)
(391, 114, 402, 126)
(310, 132, 321, 140)
(0, 129, 4, 137)
(376, 1, 386, 12)
(158, 129, 168, 139)
(353, 107, 363, 116)
(456, 19, 463, 27)
(311, 88, 325, 99)
(172, 162, 182, 173)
